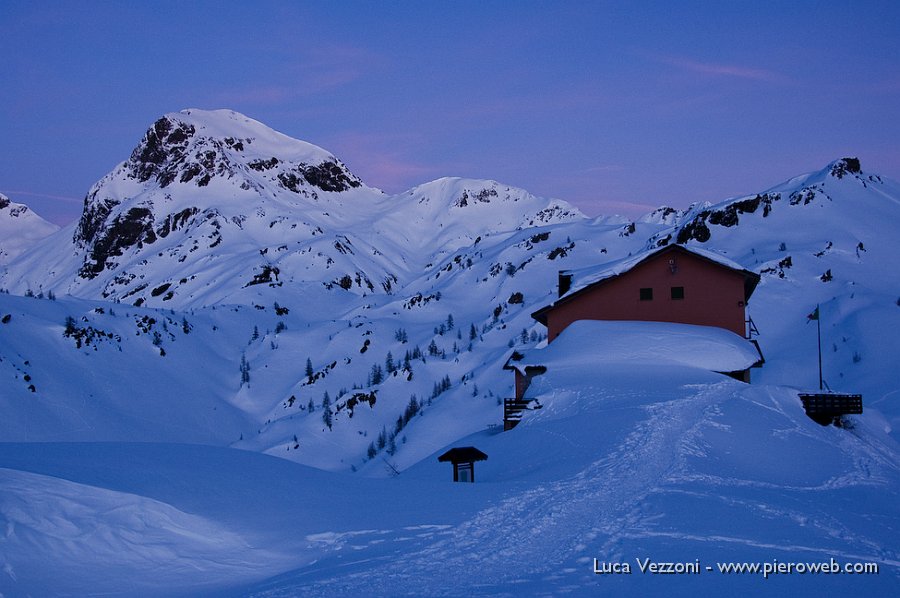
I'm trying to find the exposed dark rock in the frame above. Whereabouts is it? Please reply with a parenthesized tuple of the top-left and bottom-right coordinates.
(157, 207, 199, 238)
(150, 283, 171, 297)
(709, 195, 762, 226)
(529, 232, 550, 245)
(830, 157, 861, 179)
(454, 187, 498, 207)
(179, 163, 203, 183)
(125, 116, 244, 190)
(333, 237, 353, 255)
(761, 256, 793, 278)
(790, 188, 818, 205)
(301, 160, 361, 192)
(79, 207, 156, 278)
(197, 150, 217, 170)
(403, 292, 439, 309)
(277, 172, 303, 193)
(249, 157, 279, 171)
(674, 193, 780, 244)
(547, 242, 575, 260)
(0, 195, 9, 209)
(245, 265, 281, 287)
(74, 190, 117, 246)
(129, 117, 195, 185)
(676, 219, 711, 244)
(650, 206, 678, 221)
(224, 137, 245, 151)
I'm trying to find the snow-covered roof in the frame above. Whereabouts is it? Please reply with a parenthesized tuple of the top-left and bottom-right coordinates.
(564, 244, 749, 300)
(509, 320, 763, 376)
(533, 244, 759, 323)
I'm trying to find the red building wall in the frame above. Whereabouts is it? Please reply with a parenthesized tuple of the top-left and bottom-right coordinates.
(546, 250, 749, 342)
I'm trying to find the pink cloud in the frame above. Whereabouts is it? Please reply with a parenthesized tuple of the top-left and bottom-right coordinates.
(652, 53, 790, 83)
(324, 132, 455, 193)
(582, 164, 626, 174)
(211, 86, 293, 106)
(210, 43, 382, 106)
(587, 198, 660, 218)
(5, 190, 83, 204)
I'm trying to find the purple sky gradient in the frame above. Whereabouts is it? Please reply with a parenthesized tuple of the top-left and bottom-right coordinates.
(2, 1, 898, 226)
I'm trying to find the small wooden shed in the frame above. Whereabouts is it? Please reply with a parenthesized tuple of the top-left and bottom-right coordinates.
(438, 447, 488, 483)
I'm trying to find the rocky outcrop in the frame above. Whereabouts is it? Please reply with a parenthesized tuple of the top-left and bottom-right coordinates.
(79, 207, 156, 278)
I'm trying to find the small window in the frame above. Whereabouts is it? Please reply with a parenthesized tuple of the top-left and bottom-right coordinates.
(639, 287, 653, 301)
(671, 286, 684, 300)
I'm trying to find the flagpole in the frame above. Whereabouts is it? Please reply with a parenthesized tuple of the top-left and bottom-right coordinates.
(816, 304, 823, 391)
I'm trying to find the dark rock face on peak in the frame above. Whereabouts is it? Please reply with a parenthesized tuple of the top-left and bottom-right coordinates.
(122, 114, 362, 194)
(126, 116, 236, 189)
(129, 117, 198, 186)
(676, 194, 776, 244)
(301, 160, 361, 192)
(452, 187, 498, 208)
(276, 160, 361, 194)
(830, 157, 862, 179)
(0, 195, 9, 210)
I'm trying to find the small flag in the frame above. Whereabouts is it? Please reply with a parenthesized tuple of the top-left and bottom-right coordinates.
(807, 306, 819, 322)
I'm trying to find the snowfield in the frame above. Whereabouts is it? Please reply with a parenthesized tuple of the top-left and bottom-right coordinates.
(2, 366, 898, 596)
(1, 111, 899, 595)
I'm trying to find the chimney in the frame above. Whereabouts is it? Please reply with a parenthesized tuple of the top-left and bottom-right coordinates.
(558, 271, 573, 297)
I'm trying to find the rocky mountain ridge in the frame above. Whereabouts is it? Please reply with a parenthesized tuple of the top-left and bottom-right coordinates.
(1, 109, 583, 307)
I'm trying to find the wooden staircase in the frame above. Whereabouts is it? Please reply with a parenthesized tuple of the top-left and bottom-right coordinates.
(799, 392, 862, 426)
(504, 398, 540, 430)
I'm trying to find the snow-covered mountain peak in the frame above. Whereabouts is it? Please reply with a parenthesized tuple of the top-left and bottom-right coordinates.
(638, 205, 682, 225)
(0, 192, 59, 265)
(766, 157, 872, 193)
(121, 108, 363, 195)
(165, 109, 339, 161)
(827, 156, 862, 179)
(402, 176, 584, 225)
(651, 157, 898, 248)
(72, 108, 370, 262)
(366, 177, 585, 256)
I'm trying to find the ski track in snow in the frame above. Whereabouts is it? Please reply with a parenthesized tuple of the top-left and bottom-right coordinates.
(249, 383, 736, 596)
(247, 381, 900, 596)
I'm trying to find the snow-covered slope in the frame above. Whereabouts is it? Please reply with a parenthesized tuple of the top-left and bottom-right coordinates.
(0, 192, 58, 265)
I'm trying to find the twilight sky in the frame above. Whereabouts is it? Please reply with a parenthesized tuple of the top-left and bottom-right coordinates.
(2, 1, 898, 226)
